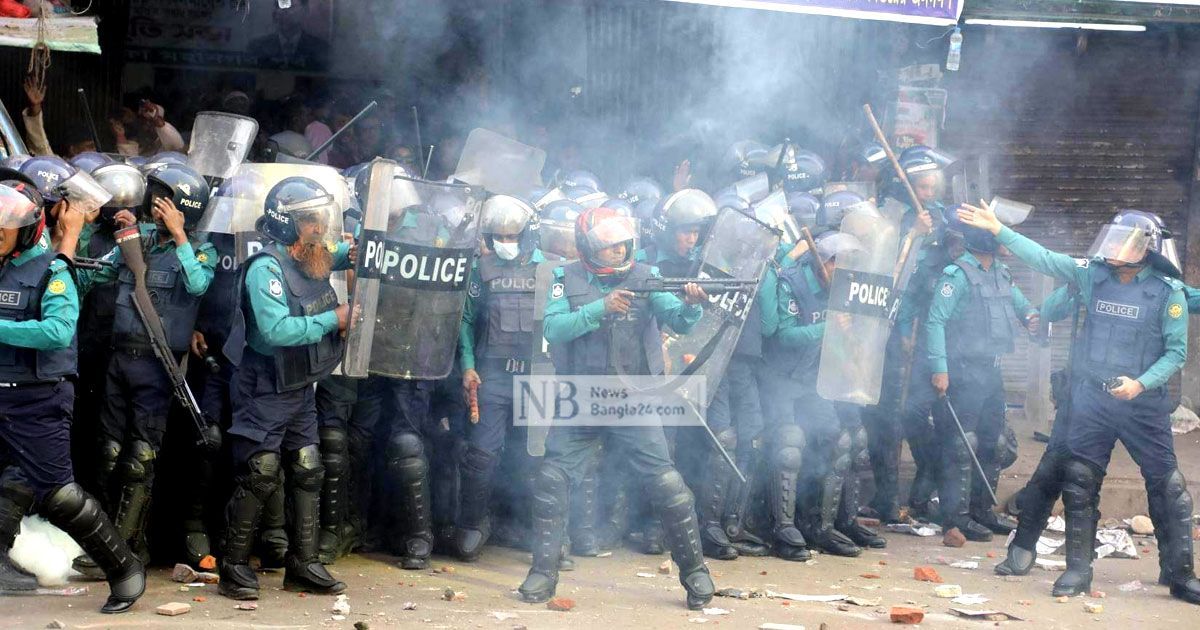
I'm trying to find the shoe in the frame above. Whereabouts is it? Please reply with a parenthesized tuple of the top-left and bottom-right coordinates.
(283, 557, 346, 594)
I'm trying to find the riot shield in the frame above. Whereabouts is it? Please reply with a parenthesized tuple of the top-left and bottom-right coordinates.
(196, 162, 352, 263)
(665, 208, 779, 405)
(817, 203, 902, 405)
(187, 112, 258, 180)
(525, 259, 569, 456)
(343, 160, 483, 379)
(824, 181, 876, 201)
(453, 128, 545, 197)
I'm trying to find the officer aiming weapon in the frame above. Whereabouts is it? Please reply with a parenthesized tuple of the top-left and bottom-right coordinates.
(114, 227, 217, 450)
(622, 276, 756, 295)
(940, 395, 999, 506)
(306, 100, 378, 161)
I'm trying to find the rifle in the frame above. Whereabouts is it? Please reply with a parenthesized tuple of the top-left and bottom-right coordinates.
(621, 277, 756, 295)
(114, 227, 217, 451)
(73, 256, 113, 270)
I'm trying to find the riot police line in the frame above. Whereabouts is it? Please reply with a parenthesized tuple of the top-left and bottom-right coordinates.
(0, 115, 1197, 615)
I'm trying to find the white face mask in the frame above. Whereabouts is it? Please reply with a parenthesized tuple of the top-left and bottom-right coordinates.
(493, 241, 521, 260)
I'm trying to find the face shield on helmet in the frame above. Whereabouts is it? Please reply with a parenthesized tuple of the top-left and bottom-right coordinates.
(0, 183, 44, 257)
(1088, 223, 1151, 266)
(263, 177, 340, 247)
(732, 173, 770, 205)
(576, 207, 638, 277)
(539, 199, 583, 260)
(653, 189, 717, 253)
(752, 190, 802, 245)
(814, 231, 864, 265)
(481, 194, 538, 259)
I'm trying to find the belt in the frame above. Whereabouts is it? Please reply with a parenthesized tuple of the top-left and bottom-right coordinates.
(117, 345, 155, 358)
(481, 357, 529, 375)
(0, 377, 64, 388)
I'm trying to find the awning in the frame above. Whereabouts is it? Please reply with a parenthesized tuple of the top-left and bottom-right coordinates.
(660, 0, 964, 26)
(0, 16, 100, 54)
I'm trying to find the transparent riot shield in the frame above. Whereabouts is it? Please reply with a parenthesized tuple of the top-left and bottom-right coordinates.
(453, 128, 545, 197)
(824, 181, 876, 201)
(525, 259, 569, 456)
(817, 203, 902, 404)
(187, 112, 259, 179)
(343, 160, 483, 379)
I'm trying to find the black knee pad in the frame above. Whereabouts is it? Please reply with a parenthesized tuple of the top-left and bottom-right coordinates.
(952, 432, 978, 464)
(834, 429, 853, 456)
(772, 425, 805, 470)
(715, 428, 737, 453)
(117, 440, 156, 482)
(98, 439, 121, 473)
(288, 445, 324, 492)
(997, 425, 1019, 470)
(40, 482, 90, 520)
(386, 432, 425, 463)
(1161, 469, 1194, 520)
(647, 469, 692, 510)
(533, 465, 570, 507)
(1062, 458, 1102, 509)
(319, 428, 348, 474)
(246, 451, 282, 502)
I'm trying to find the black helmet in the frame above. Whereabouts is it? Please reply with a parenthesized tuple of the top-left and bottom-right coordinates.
(723, 140, 770, 182)
(652, 189, 717, 252)
(773, 142, 826, 193)
(818, 190, 869, 229)
(261, 176, 336, 246)
(945, 204, 998, 254)
(560, 169, 602, 194)
(146, 162, 211, 229)
(18, 156, 76, 205)
(1089, 209, 1179, 277)
(787, 191, 821, 230)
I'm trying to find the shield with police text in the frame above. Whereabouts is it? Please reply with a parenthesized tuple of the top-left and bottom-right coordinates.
(343, 160, 483, 379)
(817, 202, 902, 405)
(666, 208, 779, 406)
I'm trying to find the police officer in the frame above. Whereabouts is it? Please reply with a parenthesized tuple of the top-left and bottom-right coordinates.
(218, 177, 351, 600)
(456, 195, 543, 561)
(926, 212, 1037, 543)
(518, 207, 715, 610)
(0, 189, 144, 612)
(73, 163, 216, 566)
(957, 204, 1200, 604)
(772, 142, 826, 195)
(758, 230, 861, 559)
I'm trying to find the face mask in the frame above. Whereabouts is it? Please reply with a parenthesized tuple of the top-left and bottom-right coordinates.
(494, 241, 520, 261)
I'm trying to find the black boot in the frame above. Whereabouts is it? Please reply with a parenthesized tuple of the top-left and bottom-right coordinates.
(386, 433, 433, 570)
(650, 470, 715, 611)
(112, 440, 155, 564)
(810, 432, 861, 558)
(1052, 459, 1100, 597)
(837, 424, 885, 549)
(569, 469, 600, 557)
(970, 446, 1013, 535)
(0, 473, 37, 591)
(768, 425, 809, 561)
(697, 434, 737, 560)
(941, 432, 992, 542)
(1157, 471, 1200, 605)
(455, 447, 497, 562)
(42, 484, 144, 613)
(182, 450, 215, 567)
(219, 453, 278, 600)
(641, 516, 666, 555)
(282, 446, 346, 595)
(995, 463, 1060, 576)
(519, 466, 568, 604)
(317, 427, 349, 565)
(723, 465, 770, 557)
(597, 471, 631, 550)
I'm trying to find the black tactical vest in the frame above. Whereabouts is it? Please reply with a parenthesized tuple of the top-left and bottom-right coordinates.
(549, 262, 665, 376)
(196, 233, 240, 349)
(474, 253, 537, 360)
(945, 258, 1022, 361)
(112, 237, 203, 352)
(1079, 265, 1171, 382)
(78, 228, 117, 347)
(0, 251, 77, 383)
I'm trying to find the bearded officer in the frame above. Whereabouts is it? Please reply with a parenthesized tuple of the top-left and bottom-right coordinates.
(218, 177, 351, 600)
(517, 206, 715, 610)
(958, 204, 1199, 604)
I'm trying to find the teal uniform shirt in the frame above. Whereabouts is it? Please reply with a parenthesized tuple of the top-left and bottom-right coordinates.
(771, 258, 826, 349)
(244, 241, 352, 354)
(459, 249, 545, 372)
(995, 226, 1187, 390)
(75, 224, 218, 297)
(925, 250, 1036, 374)
(1039, 284, 1079, 323)
(0, 236, 78, 350)
(542, 265, 703, 344)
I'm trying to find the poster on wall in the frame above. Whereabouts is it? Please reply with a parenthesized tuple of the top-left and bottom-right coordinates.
(126, 0, 334, 72)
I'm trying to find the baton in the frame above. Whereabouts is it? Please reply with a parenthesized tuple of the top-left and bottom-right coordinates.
(77, 89, 103, 153)
(940, 395, 999, 506)
(684, 399, 746, 484)
(800, 226, 830, 288)
(863, 104, 926, 219)
(306, 100, 377, 161)
(411, 105, 423, 170)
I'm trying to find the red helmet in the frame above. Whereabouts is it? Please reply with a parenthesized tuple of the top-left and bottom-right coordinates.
(575, 206, 638, 277)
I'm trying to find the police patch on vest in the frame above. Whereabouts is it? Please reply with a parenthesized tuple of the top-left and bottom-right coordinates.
(47, 279, 66, 295)
(355, 230, 472, 292)
(1095, 300, 1140, 320)
(0, 290, 22, 307)
(940, 282, 954, 298)
(826, 269, 894, 319)
(787, 299, 800, 315)
(1170, 303, 1184, 319)
(551, 283, 564, 299)
(269, 278, 284, 297)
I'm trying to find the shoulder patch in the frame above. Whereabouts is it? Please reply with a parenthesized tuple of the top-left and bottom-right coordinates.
(1161, 275, 1184, 291)
(326, 241, 338, 253)
(468, 281, 481, 298)
(1169, 303, 1184, 319)
(47, 278, 67, 295)
(550, 283, 565, 299)
(196, 251, 209, 264)
(940, 282, 955, 298)
(268, 278, 284, 298)
(787, 298, 800, 315)
(1074, 258, 1090, 268)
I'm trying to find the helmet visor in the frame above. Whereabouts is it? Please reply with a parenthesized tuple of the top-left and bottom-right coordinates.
(815, 232, 864, 265)
(0, 185, 40, 228)
(585, 214, 638, 252)
(753, 190, 801, 245)
(1087, 224, 1150, 265)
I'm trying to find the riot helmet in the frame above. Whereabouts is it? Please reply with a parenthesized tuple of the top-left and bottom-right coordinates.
(69, 151, 116, 174)
(945, 204, 999, 254)
(773, 142, 826, 194)
(146, 162, 211, 229)
(93, 163, 147, 210)
(787, 191, 822, 230)
(481, 194, 538, 260)
(575, 206, 638, 277)
(1089, 210, 1178, 275)
(18, 156, 75, 206)
(813, 230, 864, 265)
(142, 150, 189, 174)
(560, 170, 602, 194)
(260, 176, 338, 246)
(652, 189, 717, 256)
(0, 183, 44, 258)
(1141, 211, 1182, 277)
(818, 190, 870, 229)
(539, 198, 583, 260)
(723, 140, 770, 182)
